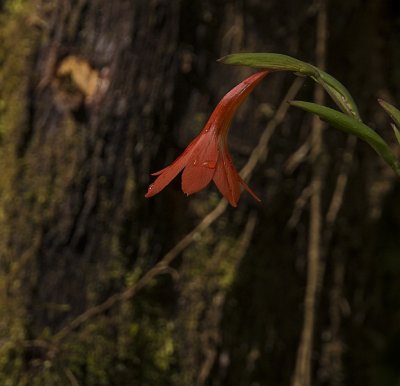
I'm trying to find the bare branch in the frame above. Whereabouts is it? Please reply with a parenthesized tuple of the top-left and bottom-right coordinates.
(292, 1, 327, 385)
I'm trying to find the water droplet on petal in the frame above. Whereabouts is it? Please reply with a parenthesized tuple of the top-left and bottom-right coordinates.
(148, 184, 154, 191)
(193, 159, 198, 166)
(202, 160, 217, 169)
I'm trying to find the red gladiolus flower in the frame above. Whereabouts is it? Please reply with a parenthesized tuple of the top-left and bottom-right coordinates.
(145, 70, 268, 207)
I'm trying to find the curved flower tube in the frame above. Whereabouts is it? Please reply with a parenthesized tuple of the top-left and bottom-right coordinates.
(145, 70, 268, 207)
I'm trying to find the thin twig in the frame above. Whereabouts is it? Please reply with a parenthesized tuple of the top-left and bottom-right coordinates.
(240, 77, 304, 180)
(325, 136, 356, 232)
(287, 186, 312, 229)
(317, 251, 346, 385)
(292, 1, 327, 386)
(197, 212, 258, 385)
(285, 138, 311, 174)
(319, 135, 356, 287)
(64, 367, 80, 386)
(316, 136, 356, 385)
(54, 199, 228, 342)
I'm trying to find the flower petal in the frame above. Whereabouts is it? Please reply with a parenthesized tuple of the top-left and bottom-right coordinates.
(181, 130, 219, 195)
(213, 150, 241, 206)
(145, 162, 186, 198)
(239, 177, 261, 202)
(146, 70, 268, 203)
(212, 70, 269, 137)
(145, 138, 199, 197)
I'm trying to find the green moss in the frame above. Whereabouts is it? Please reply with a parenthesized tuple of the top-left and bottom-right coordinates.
(0, 0, 39, 136)
(41, 303, 178, 385)
(0, 1, 45, 384)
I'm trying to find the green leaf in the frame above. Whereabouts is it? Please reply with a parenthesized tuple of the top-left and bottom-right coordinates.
(218, 53, 318, 76)
(378, 99, 400, 127)
(378, 99, 400, 145)
(219, 52, 360, 119)
(391, 123, 400, 146)
(312, 69, 360, 119)
(290, 100, 400, 176)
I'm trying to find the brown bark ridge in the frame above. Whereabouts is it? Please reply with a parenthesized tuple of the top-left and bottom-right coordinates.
(1, 0, 182, 382)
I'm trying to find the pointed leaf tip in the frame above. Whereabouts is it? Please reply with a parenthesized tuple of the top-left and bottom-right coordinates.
(378, 99, 400, 128)
(313, 70, 360, 119)
(391, 123, 400, 146)
(378, 99, 400, 146)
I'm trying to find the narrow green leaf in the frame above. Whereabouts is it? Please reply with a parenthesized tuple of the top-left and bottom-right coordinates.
(312, 69, 360, 119)
(290, 100, 400, 176)
(378, 99, 400, 145)
(219, 52, 360, 119)
(390, 123, 400, 146)
(219, 53, 318, 76)
(378, 99, 400, 127)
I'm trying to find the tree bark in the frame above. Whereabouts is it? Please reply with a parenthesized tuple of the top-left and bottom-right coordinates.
(0, 0, 400, 385)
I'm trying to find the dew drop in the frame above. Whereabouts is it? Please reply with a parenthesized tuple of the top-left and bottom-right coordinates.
(193, 159, 198, 166)
(202, 160, 217, 169)
(148, 184, 154, 191)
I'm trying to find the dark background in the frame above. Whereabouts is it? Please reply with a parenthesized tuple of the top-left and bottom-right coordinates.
(0, 0, 399, 385)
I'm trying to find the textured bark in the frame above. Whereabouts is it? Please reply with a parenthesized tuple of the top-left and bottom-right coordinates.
(7, 0, 181, 323)
(1, 0, 182, 382)
(0, 0, 400, 385)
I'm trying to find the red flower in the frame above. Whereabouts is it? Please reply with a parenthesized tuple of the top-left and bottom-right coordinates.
(145, 71, 268, 207)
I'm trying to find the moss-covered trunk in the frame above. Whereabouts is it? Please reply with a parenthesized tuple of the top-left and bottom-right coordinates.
(0, 0, 182, 383)
(0, 0, 399, 385)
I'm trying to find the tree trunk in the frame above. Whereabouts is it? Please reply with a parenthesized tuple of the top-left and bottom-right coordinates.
(0, 0, 399, 385)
